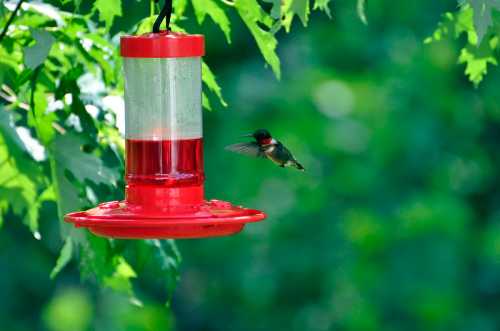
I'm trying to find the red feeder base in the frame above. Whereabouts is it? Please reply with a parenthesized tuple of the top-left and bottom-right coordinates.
(65, 199, 266, 239)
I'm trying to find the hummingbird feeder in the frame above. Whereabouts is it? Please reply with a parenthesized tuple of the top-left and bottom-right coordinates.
(64, 5, 266, 239)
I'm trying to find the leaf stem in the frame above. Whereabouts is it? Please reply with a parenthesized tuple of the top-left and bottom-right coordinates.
(0, 0, 25, 44)
(150, 0, 155, 16)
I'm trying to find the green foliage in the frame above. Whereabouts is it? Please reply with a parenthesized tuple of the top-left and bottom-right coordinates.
(93, 0, 123, 29)
(173, 3, 500, 328)
(458, 36, 498, 84)
(426, 1, 500, 85)
(202, 61, 227, 108)
(0, 0, 185, 305)
(287, 0, 311, 27)
(461, 0, 500, 44)
(191, 0, 231, 42)
(314, 0, 332, 18)
(235, 0, 281, 77)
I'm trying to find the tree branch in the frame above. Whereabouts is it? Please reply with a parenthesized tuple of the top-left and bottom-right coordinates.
(0, 0, 25, 44)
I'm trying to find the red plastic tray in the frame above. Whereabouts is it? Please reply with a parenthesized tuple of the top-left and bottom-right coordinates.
(65, 199, 266, 239)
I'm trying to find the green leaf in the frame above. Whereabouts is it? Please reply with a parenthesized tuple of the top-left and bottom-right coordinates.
(424, 6, 500, 85)
(202, 61, 227, 107)
(235, 0, 281, 78)
(78, 234, 139, 300)
(202, 92, 213, 111)
(263, 0, 282, 19)
(136, 15, 157, 34)
(357, 0, 367, 24)
(461, 0, 500, 44)
(93, 0, 122, 29)
(24, 30, 55, 69)
(458, 36, 498, 85)
(424, 9, 476, 44)
(174, 0, 189, 17)
(104, 256, 137, 295)
(50, 237, 73, 279)
(0, 108, 44, 232)
(28, 86, 57, 145)
(0, 136, 38, 232)
(25, 186, 56, 235)
(53, 133, 117, 187)
(52, 133, 118, 216)
(0, 109, 33, 164)
(313, 0, 332, 18)
(291, 0, 310, 26)
(146, 239, 181, 305)
(191, 0, 231, 43)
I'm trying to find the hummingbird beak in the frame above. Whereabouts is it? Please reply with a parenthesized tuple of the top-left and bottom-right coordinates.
(241, 133, 253, 138)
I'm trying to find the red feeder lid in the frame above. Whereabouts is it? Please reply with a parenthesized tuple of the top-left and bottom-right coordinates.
(120, 31, 205, 58)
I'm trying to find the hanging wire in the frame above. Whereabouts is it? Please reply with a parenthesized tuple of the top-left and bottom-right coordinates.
(152, 0, 173, 33)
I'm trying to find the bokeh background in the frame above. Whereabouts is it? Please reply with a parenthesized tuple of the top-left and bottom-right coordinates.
(2, 0, 500, 330)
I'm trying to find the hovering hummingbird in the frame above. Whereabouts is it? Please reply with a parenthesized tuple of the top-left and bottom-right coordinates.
(225, 129, 305, 171)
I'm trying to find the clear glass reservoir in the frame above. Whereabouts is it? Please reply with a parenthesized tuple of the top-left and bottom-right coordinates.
(121, 32, 204, 187)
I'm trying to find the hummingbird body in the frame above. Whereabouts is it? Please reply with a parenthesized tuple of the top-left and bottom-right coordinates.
(226, 129, 305, 171)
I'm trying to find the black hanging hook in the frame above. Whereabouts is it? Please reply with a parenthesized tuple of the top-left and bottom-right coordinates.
(153, 0, 173, 33)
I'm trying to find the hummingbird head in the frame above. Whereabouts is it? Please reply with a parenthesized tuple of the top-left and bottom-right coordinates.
(248, 129, 272, 145)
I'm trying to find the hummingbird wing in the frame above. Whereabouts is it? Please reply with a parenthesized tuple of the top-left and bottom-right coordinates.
(225, 142, 266, 158)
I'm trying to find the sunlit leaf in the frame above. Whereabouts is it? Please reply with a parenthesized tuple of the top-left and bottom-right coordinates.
(28, 85, 56, 145)
(202, 92, 212, 111)
(424, 8, 476, 44)
(313, 0, 332, 18)
(235, 0, 281, 78)
(104, 256, 137, 295)
(202, 61, 227, 107)
(192, 0, 231, 42)
(458, 37, 498, 85)
(425, 5, 500, 85)
(289, 0, 310, 26)
(175, 0, 189, 17)
(93, 0, 122, 29)
(0, 135, 38, 231)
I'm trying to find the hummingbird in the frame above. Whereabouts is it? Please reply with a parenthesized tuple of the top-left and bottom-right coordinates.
(225, 129, 305, 171)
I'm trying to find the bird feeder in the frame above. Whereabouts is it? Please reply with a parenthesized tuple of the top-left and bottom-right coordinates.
(64, 31, 266, 239)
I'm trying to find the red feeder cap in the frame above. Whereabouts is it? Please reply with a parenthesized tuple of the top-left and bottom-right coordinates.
(120, 31, 205, 58)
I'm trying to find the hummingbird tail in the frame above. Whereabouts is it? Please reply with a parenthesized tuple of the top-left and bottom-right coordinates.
(294, 161, 305, 171)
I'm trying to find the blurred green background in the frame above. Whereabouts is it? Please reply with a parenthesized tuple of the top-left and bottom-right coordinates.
(2, 0, 500, 330)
